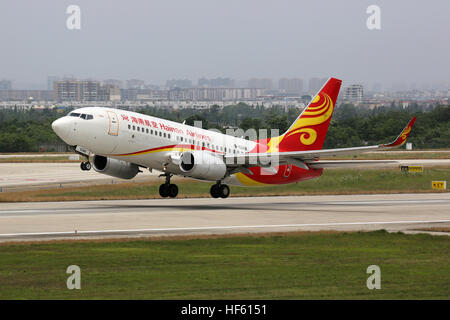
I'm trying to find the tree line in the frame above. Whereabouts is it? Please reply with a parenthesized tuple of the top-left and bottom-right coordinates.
(0, 103, 448, 152)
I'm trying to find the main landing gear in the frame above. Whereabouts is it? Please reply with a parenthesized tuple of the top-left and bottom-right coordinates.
(210, 182, 230, 199)
(158, 173, 178, 198)
(157, 174, 230, 199)
(80, 161, 91, 171)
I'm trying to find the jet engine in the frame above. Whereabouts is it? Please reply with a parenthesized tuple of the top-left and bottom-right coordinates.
(179, 151, 226, 181)
(92, 155, 140, 179)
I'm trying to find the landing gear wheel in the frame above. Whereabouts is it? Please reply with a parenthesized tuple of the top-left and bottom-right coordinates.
(80, 161, 91, 171)
(219, 184, 230, 198)
(168, 184, 178, 198)
(210, 184, 230, 198)
(210, 185, 220, 198)
(159, 184, 170, 197)
(158, 173, 178, 198)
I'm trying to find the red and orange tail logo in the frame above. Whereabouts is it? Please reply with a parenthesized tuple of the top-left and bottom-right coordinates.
(269, 77, 342, 152)
(382, 117, 416, 148)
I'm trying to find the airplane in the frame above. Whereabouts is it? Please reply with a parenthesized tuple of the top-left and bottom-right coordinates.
(51, 77, 416, 199)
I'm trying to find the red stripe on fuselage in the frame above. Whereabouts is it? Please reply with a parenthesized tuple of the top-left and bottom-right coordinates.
(111, 144, 226, 156)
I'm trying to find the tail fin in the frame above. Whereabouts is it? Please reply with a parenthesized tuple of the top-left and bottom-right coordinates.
(276, 77, 342, 152)
(382, 117, 416, 148)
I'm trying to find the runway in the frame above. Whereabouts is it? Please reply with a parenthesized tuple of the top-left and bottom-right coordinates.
(0, 193, 449, 242)
(0, 162, 158, 189)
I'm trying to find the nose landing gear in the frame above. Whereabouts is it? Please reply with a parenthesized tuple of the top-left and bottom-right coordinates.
(80, 161, 91, 171)
(73, 146, 92, 171)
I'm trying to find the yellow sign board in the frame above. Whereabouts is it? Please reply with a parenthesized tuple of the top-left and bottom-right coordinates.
(400, 166, 423, 173)
(432, 181, 447, 190)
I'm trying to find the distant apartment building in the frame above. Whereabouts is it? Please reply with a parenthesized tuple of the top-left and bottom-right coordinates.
(80, 80, 100, 101)
(151, 89, 170, 100)
(120, 89, 170, 101)
(0, 80, 12, 90)
(168, 88, 263, 101)
(278, 78, 304, 94)
(108, 87, 121, 101)
(342, 84, 364, 102)
(119, 87, 263, 102)
(54, 80, 121, 102)
(54, 80, 80, 101)
(248, 78, 273, 90)
(308, 77, 327, 94)
(104, 79, 123, 89)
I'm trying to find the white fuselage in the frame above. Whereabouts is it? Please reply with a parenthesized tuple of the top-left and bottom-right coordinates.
(52, 107, 259, 184)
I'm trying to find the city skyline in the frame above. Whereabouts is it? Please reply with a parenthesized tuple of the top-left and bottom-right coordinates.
(4, 75, 449, 93)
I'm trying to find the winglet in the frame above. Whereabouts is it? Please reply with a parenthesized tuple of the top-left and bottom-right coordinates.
(382, 117, 416, 148)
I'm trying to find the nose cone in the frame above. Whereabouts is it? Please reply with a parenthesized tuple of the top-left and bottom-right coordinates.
(52, 117, 71, 143)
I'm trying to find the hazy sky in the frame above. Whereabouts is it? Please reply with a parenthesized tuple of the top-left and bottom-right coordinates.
(1, 0, 449, 88)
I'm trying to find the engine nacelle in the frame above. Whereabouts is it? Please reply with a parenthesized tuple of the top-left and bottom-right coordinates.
(92, 155, 140, 179)
(179, 151, 226, 181)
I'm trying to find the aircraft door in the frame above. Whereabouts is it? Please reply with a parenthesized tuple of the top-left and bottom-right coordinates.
(107, 111, 119, 136)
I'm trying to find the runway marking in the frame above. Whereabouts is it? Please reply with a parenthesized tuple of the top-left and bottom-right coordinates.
(0, 198, 448, 215)
(1, 220, 449, 238)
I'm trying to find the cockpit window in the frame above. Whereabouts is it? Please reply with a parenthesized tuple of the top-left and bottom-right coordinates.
(70, 112, 94, 120)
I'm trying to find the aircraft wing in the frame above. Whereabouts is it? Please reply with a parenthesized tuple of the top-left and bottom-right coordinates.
(225, 117, 416, 170)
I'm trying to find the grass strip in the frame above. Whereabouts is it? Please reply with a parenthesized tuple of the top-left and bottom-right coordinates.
(0, 168, 448, 202)
(0, 230, 448, 299)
